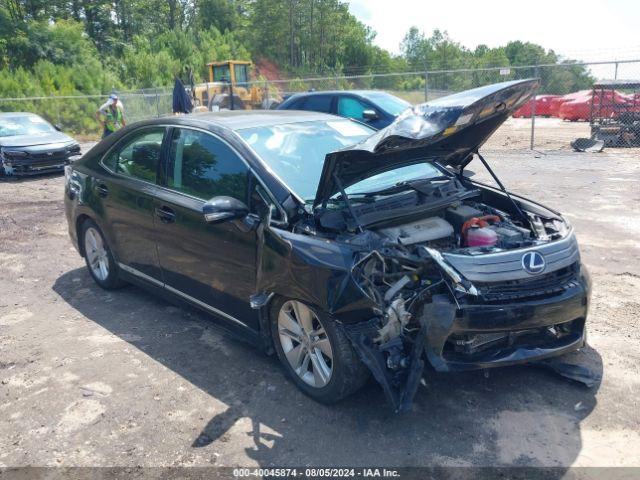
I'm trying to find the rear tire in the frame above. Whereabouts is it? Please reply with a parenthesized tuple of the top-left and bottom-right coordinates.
(80, 219, 126, 290)
(270, 297, 369, 404)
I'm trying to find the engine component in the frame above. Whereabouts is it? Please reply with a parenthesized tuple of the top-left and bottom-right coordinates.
(466, 226, 499, 247)
(490, 225, 527, 247)
(379, 337, 408, 370)
(384, 275, 411, 302)
(378, 217, 454, 245)
(445, 204, 483, 231)
(461, 215, 501, 247)
(530, 214, 550, 240)
(375, 298, 411, 343)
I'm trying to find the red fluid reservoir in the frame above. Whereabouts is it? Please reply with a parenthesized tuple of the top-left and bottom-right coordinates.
(466, 227, 498, 247)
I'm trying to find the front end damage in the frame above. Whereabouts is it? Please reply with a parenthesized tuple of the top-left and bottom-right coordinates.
(251, 79, 593, 412)
(338, 229, 590, 412)
(253, 210, 590, 413)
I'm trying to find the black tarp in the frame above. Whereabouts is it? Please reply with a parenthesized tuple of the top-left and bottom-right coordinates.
(172, 77, 193, 114)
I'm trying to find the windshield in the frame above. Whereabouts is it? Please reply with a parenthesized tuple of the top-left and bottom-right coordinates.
(0, 115, 55, 137)
(213, 64, 231, 82)
(346, 163, 444, 196)
(359, 91, 411, 116)
(237, 120, 373, 201)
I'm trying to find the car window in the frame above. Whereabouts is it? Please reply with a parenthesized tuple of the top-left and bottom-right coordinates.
(109, 128, 164, 183)
(237, 119, 374, 202)
(300, 95, 333, 113)
(0, 114, 55, 137)
(213, 64, 231, 82)
(250, 182, 283, 221)
(337, 96, 371, 120)
(359, 91, 411, 116)
(234, 64, 248, 87)
(168, 128, 249, 202)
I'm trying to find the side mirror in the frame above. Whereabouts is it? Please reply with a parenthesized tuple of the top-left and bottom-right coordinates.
(54, 124, 62, 132)
(203, 196, 249, 223)
(362, 109, 378, 121)
(462, 169, 476, 178)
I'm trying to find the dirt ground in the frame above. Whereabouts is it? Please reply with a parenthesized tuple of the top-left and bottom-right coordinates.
(486, 117, 591, 151)
(1, 134, 639, 472)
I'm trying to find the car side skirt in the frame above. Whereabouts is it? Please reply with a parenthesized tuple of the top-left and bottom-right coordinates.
(116, 262, 261, 345)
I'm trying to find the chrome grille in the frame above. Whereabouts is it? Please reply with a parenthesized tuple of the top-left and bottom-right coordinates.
(443, 231, 580, 282)
(476, 263, 579, 301)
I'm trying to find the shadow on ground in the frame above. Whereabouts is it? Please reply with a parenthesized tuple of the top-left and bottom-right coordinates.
(53, 267, 602, 467)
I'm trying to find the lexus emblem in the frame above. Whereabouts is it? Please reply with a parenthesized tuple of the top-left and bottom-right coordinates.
(522, 251, 546, 275)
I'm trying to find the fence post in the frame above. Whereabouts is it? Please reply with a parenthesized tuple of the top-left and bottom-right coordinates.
(155, 89, 160, 118)
(614, 62, 619, 79)
(424, 70, 429, 102)
(55, 96, 61, 128)
(265, 80, 270, 110)
(530, 66, 539, 150)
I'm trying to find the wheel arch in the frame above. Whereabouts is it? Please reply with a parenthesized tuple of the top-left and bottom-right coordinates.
(256, 293, 331, 356)
(75, 213, 92, 257)
(75, 213, 118, 262)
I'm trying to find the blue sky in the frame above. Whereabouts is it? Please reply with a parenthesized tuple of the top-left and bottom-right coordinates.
(346, 0, 640, 63)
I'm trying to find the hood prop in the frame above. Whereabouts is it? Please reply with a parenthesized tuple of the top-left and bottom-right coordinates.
(331, 172, 363, 233)
(474, 150, 533, 231)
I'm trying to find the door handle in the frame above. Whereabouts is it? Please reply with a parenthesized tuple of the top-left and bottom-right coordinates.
(155, 205, 176, 224)
(95, 183, 109, 197)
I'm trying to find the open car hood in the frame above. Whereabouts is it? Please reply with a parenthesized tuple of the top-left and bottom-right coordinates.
(314, 79, 539, 207)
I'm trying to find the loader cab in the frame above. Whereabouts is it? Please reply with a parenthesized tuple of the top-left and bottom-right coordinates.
(208, 61, 250, 88)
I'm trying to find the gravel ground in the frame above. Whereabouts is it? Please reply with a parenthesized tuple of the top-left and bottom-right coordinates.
(0, 137, 639, 471)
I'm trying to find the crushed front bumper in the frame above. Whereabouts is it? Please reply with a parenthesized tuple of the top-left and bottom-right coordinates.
(342, 266, 591, 412)
(2, 157, 71, 175)
(425, 270, 591, 372)
(1, 148, 78, 176)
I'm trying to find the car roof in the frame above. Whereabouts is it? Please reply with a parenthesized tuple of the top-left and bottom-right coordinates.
(286, 90, 392, 99)
(174, 110, 340, 130)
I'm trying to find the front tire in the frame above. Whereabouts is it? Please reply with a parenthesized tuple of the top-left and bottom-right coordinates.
(270, 298, 369, 404)
(80, 219, 126, 289)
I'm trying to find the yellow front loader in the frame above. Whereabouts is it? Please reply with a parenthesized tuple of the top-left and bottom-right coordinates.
(192, 60, 280, 111)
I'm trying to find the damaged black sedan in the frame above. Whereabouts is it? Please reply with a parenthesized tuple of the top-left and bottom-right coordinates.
(64, 79, 591, 411)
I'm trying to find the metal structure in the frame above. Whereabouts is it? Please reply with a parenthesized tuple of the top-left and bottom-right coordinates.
(589, 79, 640, 147)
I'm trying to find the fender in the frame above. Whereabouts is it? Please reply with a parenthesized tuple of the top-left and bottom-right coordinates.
(254, 223, 376, 322)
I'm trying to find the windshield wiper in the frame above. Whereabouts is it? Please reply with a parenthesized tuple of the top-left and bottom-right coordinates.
(351, 176, 450, 198)
(311, 195, 375, 205)
(333, 173, 363, 233)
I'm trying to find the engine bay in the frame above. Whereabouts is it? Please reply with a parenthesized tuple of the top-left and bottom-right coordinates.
(297, 174, 573, 411)
(376, 202, 537, 251)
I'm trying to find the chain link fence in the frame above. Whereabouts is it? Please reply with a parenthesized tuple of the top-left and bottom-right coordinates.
(0, 88, 172, 140)
(1, 61, 638, 150)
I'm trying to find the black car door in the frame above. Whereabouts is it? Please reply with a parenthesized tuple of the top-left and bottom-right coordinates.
(153, 126, 260, 330)
(97, 126, 167, 281)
